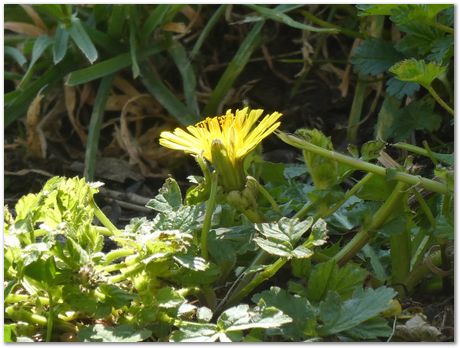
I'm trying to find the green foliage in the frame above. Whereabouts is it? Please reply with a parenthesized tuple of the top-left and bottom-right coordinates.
(389, 58, 446, 88)
(318, 287, 396, 337)
(351, 39, 404, 76)
(170, 303, 292, 342)
(253, 217, 321, 259)
(306, 260, 368, 302)
(376, 96, 441, 142)
(78, 324, 152, 342)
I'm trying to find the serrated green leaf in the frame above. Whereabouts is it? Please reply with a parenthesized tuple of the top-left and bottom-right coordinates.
(78, 324, 152, 342)
(389, 59, 446, 88)
(218, 304, 292, 332)
(395, 24, 439, 56)
(170, 323, 219, 342)
(295, 128, 339, 189)
(318, 287, 396, 336)
(307, 260, 367, 302)
(385, 77, 420, 99)
(351, 39, 404, 76)
(99, 284, 135, 309)
(344, 317, 392, 340)
(427, 35, 454, 63)
(376, 95, 441, 142)
(252, 286, 316, 340)
(360, 140, 385, 161)
(254, 217, 315, 259)
(147, 178, 182, 213)
(173, 255, 209, 271)
(156, 286, 185, 309)
(197, 307, 213, 323)
(356, 4, 400, 16)
(306, 259, 335, 302)
(357, 175, 396, 201)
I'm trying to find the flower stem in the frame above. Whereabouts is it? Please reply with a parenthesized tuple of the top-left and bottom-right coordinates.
(90, 196, 121, 236)
(390, 191, 411, 297)
(246, 176, 281, 214)
(201, 171, 218, 260)
(277, 131, 450, 194)
(333, 181, 407, 266)
(427, 85, 454, 117)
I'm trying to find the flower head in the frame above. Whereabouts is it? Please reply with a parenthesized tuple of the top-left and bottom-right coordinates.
(159, 107, 282, 191)
(159, 107, 282, 164)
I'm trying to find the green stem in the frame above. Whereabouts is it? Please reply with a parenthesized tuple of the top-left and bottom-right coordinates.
(405, 250, 442, 293)
(90, 196, 121, 236)
(4, 306, 75, 332)
(45, 292, 54, 342)
(201, 171, 218, 260)
(300, 9, 365, 39)
(226, 257, 286, 308)
(412, 189, 436, 227)
(293, 202, 315, 219)
(346, 77, 367, 143)
(317, 173, 374, 219)
(277, 131, 451, 194)
(427, 86, 454, 116)
(104, 248, 135, 265)
(392, 142, 452, 166)
(4, 294, 49, 305)
(390, 195, 411, 297)
(108, 263, 144, 283)
(431, 21, 454, 34)
(246, 176, 281, 214)
(333, 181, 407, 266)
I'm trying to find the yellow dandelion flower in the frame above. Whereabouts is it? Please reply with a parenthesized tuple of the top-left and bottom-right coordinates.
(159, 107, 282, 190)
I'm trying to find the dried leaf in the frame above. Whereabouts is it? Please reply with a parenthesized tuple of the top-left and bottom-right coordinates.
(4, 22, 46, 36)
(64, 85, 87, 143)
(20, 5, 47, 31)
(162, 22, 188, 34)
(25, 93, 45, 158)
(113, 76, 142, 96)
(395, 314, 441, 342)
(118, 95, 152, 176)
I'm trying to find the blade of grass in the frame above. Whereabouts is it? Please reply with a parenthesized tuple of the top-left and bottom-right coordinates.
(52, 23, 69, 64)
(68, 15, 98, 64)
(140, 4, 183, 43)
(5, 46, 27, 67)
(346, 76, 367, 143)
(107, 4, 126, 39)
(5, 57, 76, 127)
(128, 7, 141, 78)
(66, 44, 164, 86)
(190, 5, 225, 59)
(300, 9, 365, 39)
(84, 75, 115, 181)
(83, 24, 126, 54)
(246, 4, 338, 33)
(168, 41, 199, 116)
(203, 21, 264, 116)
(140, 63, 200, 125)
(18, 35, 53, 88)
